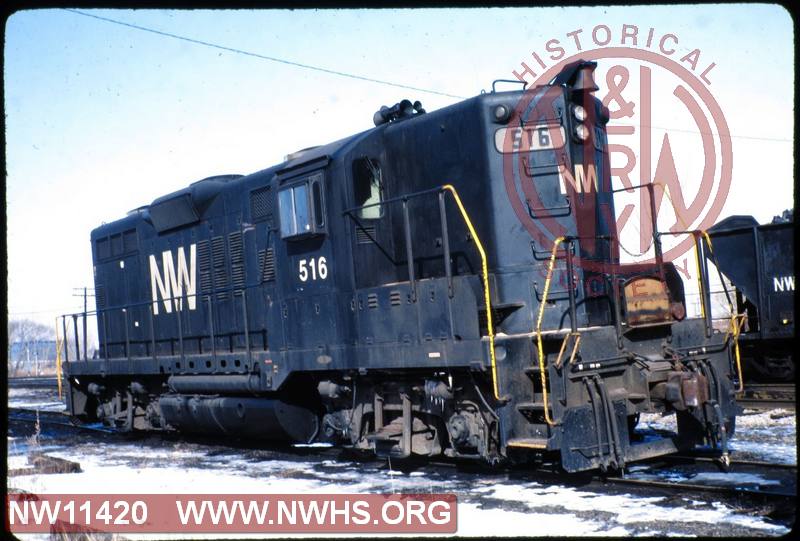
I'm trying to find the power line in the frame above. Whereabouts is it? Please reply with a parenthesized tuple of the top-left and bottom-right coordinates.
(609, 121, 792, 143)
(61, 9, 793, 144)
(62, 8, 466, 100)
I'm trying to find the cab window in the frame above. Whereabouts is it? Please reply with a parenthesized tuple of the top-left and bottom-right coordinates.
(353, 158, 384, 219)
(279, 172, 325, 239)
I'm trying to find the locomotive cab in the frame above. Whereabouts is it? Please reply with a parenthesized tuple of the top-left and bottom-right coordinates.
(60, 60, 740, 473)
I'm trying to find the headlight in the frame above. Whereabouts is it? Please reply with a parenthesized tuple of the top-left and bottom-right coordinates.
(493, 104, 511, 123)
(573, 105, 587, 121)
(575, 124, 590, 141)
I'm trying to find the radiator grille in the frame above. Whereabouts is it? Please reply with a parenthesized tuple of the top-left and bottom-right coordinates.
(231, 264, 245, 289)
(211, 236, 225, 267)
(95, 285, 106, 309)
(211, 236, 228, 300)
(197, 240, 212, 294)
(229, 232, 243, 263)
(229, 232, 244, 289)
(214, 267, 229, 301)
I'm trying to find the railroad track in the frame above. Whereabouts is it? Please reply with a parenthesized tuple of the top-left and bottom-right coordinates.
(10, 406, 795, 509)
(8, 407, 114, 434)
(739, 383, 795, 410)
(604, 454, 797, 503)
(8, 376, 59, 388)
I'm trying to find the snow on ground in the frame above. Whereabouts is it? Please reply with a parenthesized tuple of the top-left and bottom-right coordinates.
(624, 464, 786, 489)
(7, 387, 66, 412)
(640, 409, 797, 465)
(7, 432, 792, 538)
(7, 387, 795, 537)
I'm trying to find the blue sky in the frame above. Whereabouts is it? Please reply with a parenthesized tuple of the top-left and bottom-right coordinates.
(5, 5, 794, 325)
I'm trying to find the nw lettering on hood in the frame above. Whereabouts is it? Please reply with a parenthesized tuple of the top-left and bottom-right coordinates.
(149, 244, 197, 315)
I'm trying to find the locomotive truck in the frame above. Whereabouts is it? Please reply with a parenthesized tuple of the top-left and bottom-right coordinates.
(60, 61, 740, 472)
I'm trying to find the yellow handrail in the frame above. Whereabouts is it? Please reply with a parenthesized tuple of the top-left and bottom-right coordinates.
(700, 231, 745, 393)
(442, 184, 500, 400)
(535, 236, 566, 426)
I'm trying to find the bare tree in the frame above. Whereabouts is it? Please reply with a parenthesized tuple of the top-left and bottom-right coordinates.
(8, 319, 55, 376)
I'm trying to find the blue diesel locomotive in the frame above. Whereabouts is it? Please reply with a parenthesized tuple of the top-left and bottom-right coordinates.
(60, 61, 740, 472)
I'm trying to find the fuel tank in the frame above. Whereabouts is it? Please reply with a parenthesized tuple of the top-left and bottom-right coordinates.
(158, 395, 319, 443)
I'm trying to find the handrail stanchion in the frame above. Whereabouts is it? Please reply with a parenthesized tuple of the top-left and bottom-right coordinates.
(645, 184, 665, 278)
(700, 238, 713, 337)
(565, 240, 578, 333)
(72, 315, 81, 361)
(83, 311, 88, 361)
(692, 232, 712, 338)
(149, 304, 157, 361)
(207, 296, 217, 362)
(438, 191, 453, 298)
(175, 299, 184, 363)
(240, 291, 251, 364)
(102, 311, 109, 360)
(62, 316, 70, 364)
(123, 308, 130, 360)
(402, 198, 417, 302)
(613, 278, 624, 348)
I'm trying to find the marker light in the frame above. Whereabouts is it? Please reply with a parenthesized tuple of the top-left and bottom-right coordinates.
(575, 124, 590, 141)
(573, 104, 587, 122)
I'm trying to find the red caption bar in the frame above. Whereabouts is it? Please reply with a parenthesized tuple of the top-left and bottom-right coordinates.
(6, 493, 457, 534)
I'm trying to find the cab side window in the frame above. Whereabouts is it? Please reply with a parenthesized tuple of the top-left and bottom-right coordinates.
(279, 184, 310, 237)
(353, 158, 384, 220)
(278, 171, 325, 239)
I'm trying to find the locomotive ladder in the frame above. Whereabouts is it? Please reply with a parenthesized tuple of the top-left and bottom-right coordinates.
(506, 236, 582, 455)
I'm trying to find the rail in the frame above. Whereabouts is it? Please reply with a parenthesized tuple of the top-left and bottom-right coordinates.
(61, 184, 500, 401)
(534, 225, 737, 425)
(57, 281, 265, 374)
(343, 184, 500, 400)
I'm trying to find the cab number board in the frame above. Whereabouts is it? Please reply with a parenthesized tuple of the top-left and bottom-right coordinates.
(494, 124, 565, 153)
(299, 257, 328, 282)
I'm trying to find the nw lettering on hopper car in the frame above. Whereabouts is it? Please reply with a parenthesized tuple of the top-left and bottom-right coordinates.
(773, 276, 795, 292)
